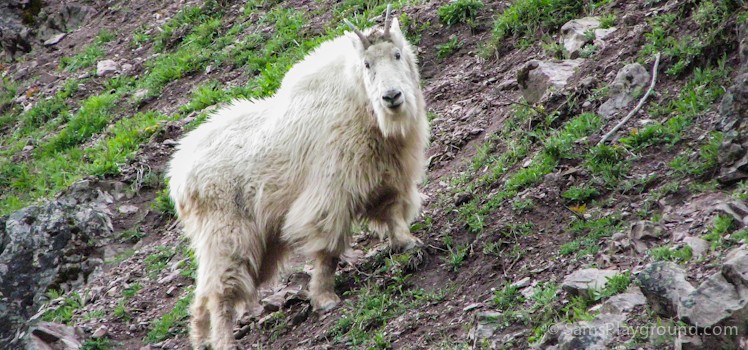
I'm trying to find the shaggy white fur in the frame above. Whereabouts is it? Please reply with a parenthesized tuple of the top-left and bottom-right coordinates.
(168, 16, 428, 350)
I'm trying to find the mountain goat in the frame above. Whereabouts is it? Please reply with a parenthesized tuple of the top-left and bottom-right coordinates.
(167, 7, 429, 349)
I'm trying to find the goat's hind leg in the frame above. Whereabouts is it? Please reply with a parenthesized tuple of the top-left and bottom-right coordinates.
(192, 217, 261, 350)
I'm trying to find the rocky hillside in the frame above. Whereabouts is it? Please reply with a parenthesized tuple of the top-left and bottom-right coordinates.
(1, 0, 748, 349)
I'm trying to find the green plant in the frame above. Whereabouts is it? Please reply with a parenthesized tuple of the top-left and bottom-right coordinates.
(82, 337, 112, 350)
(650, 245, 693, 263)
(492, 283, 524, 310)
(42, 291, 84, 324)
(437, 35, 462, 59)
(599, 13, 616, 28)
(145, 246, 176, 279)
(490, 0, 585, 50)
(437, 0, 484, 27)
(444, 244, 469, 271)
(145, 290, 192, 343)
(562, 185, 599, 203)
(512, 198, 535, 213)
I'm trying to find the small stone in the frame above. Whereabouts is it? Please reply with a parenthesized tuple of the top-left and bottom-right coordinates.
(22, 145, 34, 152)
(511, 277, 531, 288)
(166, 286, 178, 297)
(92, 325, 108, 338)
(162, 139, 179, 146)
(600, 285, 646, 314)
(463, 303, 482, 312)
(562, 268, 620, 296)
(96, 59, 119, 77)
(118, 204, 139, 214)
(261, 293, 285, 313)
(44, 33, 67, 46)
(134, 89, 149, 100)
(454, 192, 473, 207)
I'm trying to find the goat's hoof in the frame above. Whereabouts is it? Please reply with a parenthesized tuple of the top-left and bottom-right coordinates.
(311, 292, 340, 312)
(390, 236, 424, 253)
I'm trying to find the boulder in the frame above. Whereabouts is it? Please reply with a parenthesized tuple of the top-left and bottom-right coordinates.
(0, 180, 113, 346)
(598, 63, 651, 119)
(636, 262, 694, 317)
(517, 59, 584, 104)
(26, 322, 82, 350)
(559, 17, 600, 58)
(600, 285, 646, 314)
(723, 247, 748, 287)
(679, 273, 748, 328)
(717, 22, 748, 183)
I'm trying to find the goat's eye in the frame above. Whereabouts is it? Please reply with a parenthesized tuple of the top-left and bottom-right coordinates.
(395, 52, 401, 60)
(364, 61, 370, 69)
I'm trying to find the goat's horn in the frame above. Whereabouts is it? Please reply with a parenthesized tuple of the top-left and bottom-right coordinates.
(344, 19, 371, 48)
(383, 4, 393, 39)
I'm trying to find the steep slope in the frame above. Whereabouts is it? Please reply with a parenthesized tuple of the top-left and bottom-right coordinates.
(1, 0, 748, 349)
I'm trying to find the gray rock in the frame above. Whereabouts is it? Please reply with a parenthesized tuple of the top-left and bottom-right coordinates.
(517, 59, 584, 104)
(628, 220, 662, 253)
(27, 322, 82, 350)
(91, 325, 108, 339)
(96, 59, 118, 77)
(0, 181, 113, 345)
(674, 334, 703, 350)
(715, 200, 748, 226)
(637, 262, 694, 317)
(559, 17, 601, 58)
(717, 22, 748, 183)
(598, 63, 651, 119)
(683, 237, 709, 259)
(722, 247, 748, 287)
(118, 204, 139, 215)
(43, 33, 66, 46)
(562, 268, 620, 296)
(600, 285, 646, 314)
(37, 4, 97, 43)
(133, 89, 149, 100)
(679, 272, 748, 328)
(468, 311, 503, 341)
(543, 312, 625, 350)
(0, 1, 35, 59)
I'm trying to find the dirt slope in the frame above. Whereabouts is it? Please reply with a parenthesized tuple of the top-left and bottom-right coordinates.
(2, 0, 748, 349)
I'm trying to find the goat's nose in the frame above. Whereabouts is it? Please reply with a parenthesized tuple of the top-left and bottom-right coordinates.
(382, 89, 402, 104)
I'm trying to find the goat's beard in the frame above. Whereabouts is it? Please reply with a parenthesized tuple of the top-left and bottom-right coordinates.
(374, 96, 418, 139)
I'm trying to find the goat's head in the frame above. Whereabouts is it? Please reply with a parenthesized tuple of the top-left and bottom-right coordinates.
(346, 5, 422, 138)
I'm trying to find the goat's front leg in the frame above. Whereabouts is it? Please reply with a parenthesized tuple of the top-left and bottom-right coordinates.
(309, 250, 341, 311)
(386, 188, 424, 252)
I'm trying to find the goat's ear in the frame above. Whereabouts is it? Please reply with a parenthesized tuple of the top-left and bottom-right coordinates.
(390, 17, 403, 38)
(346, 32, 366, 53)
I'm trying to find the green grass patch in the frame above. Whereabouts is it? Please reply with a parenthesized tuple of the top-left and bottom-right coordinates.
(437, 0, 484, 27)
(145, 289, 192, 343)
(489, 0, 586, 50)
(42, 290, 84, 324)
(562, 185, 599, 203)
(650, 245, 693, 263)
(559, 215, 623, 257)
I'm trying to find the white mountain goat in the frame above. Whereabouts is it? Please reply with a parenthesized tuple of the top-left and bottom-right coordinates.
(167, 7, 429, 349)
